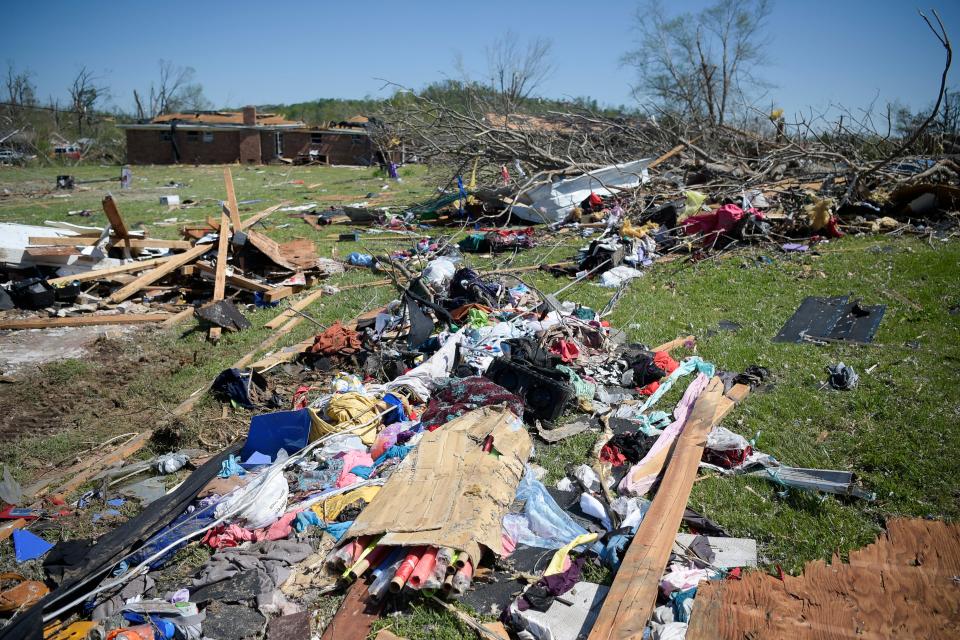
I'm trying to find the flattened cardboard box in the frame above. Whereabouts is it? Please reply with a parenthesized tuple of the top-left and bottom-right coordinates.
(346, 405, 531, 566)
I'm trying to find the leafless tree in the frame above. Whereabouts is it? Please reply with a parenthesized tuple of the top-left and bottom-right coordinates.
(623, 0, 771, 126)
(68, 66, 107, 136)
(133, 60, 210, 120)
(5, 62, 37, 107)
(486, 31, 554, 110)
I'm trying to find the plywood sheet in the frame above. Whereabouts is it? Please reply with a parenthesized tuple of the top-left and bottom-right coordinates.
(686, 518, 960, 640)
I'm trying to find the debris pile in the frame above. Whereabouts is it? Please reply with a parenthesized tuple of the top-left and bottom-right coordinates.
(0, 169, 343, 340)
(2, 224, 917, 640)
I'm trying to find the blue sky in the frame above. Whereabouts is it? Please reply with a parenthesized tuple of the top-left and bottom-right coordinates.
(4, 0, 958, 120)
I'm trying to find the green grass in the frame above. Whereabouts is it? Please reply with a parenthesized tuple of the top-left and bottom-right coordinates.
(0, 164, 958, 634)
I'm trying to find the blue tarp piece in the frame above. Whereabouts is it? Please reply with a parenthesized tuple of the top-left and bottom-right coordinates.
(240, 409, 312, 461)
(13, 530, 53, 563)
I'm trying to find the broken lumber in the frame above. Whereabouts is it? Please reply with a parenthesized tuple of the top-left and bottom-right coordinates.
(42, 431, 154, 500)
(652, 335, 695, 353)
(264, 279, 391, 329)
(208, 212, 231, 341)
(101, 194, 130, 238)
(241, 201, 290, 230)
(108, 242, 213, 303)
(28, 236, 193, 250)
(181, 262, 273, 293)
(161, 306, 196, 328)
(48, 258, 174, 286)
(223, 168, 243, 230)
(0, 314, 171, 330)
(587, 377, 742, 640)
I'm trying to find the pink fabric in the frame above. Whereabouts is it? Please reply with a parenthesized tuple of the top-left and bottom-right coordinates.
(618, 373, 710, 496)
(203, 510, 301, 549)
(335, 450, 374, 488)
(683, 204, 746, 235)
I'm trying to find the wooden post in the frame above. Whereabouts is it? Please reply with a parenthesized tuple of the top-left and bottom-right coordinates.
(208, 212, 231, 341)
(223, 168, 243, 230)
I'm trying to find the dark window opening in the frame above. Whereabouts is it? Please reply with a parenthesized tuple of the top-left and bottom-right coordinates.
(310, 133, 323, 144)
(203, 132, 214, 143)
(186, 131, 201, 142)
(160, 131, 172, 142)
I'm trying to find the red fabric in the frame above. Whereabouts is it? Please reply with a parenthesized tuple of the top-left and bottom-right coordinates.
(588, 193, 603, 208)
(653, 351, 679, 375)
(826, 216, 844, 238)
(550, 339, 580, 363)
(600, 444, 627, 465)
(292, 385, 316, 410)
(638, 381, 659, 396)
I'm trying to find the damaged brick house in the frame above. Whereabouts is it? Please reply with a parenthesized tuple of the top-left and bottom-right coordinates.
(119, 106, 380, 165)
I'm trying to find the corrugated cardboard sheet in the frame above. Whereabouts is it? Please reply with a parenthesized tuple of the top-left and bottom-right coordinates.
(346, 406, 531, 566)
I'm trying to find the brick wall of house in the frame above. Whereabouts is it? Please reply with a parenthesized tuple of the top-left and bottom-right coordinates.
(260, 131, 277, 161)
(124, 127, 375, 165)
(125, 129, 245, 164)
(279, 131, 376, 165)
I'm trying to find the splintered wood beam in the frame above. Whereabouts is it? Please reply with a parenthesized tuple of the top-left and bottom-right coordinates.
(47, 257, 173, 285)
(101, 194, 130, 238)
(223, 168, 243, 230)
(28, 236, 193, 250)
(108, 243, 213, 303)
(208, 212, 231, 341)
(587, 377, 747, 640)
(0, 314, 172, 330)
(241, 201, 291, 230)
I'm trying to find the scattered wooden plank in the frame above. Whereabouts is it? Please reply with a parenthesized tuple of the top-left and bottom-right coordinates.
(652, 335, 696, 353)
(28, 236, 193, 250)
(48, 257, 176, 286)
(24, 246, 82, 257)
(161, 307, 195, 328)
(108, 243, 213, 303)
(265, 289, 324, 329)
(320, 579, 384, 640)
(42, 431, 154, 500)
(0, 314, 172, 330)
(240, 201, 291, 230)
(208, 212, 231, 342)
(181, 263, 273, 293)
(263, 284, 303, 303)
(647, 143, 686, 170)
(223, 168, 243, 230)
(101, 194, 130, 238)
(588, 377, 745, 640)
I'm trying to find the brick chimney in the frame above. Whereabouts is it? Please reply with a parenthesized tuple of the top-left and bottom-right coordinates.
(242, 105, 257, 126)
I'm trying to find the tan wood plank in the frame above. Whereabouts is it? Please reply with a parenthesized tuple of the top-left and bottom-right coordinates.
(208, 212, 231, 341)
(101, 194, 130, 238)
(588, 377, 744, 640)
(47, 257, 173, 285)
(108, 243, 212, 303)
(29, 236, 192, 250)
(0, 314, 171, 330)
(223, 167, 243, 230)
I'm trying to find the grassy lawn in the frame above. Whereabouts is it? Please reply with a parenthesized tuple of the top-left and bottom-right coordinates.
(0, 163, 958, 637)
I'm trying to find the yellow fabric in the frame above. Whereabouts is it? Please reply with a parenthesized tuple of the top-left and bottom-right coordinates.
(770, 108, 784, 121)
(311, 485, 381, 522)
(622, 219, 660, 239)
(680, 190, 707, 221)
(805, 197, 833, 231)
(545, 532, 599, 576)
(325, 392, 384, 445)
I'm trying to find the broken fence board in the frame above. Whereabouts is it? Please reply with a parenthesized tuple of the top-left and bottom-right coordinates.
(101, 194, 130, 238)
(0, 314, 171, 330)
(182, 262, 273, 293)
(108, 243, 213, 303)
